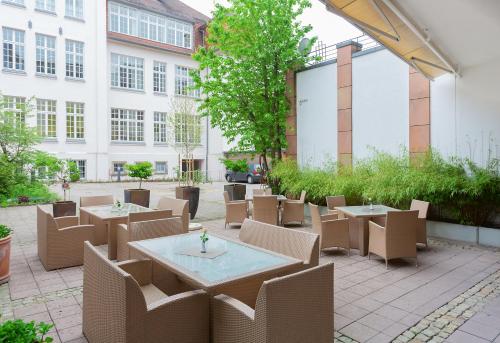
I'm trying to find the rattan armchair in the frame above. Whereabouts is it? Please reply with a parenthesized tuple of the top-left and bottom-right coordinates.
(37, 206, 96, 271)
(410, 199, 430, 247)
(116, 210, 172, 261)
(252, 195, 279, 225)
(79, 195, 114, 245)
(368, 210, 419, 268)
(213, 263, 334, 343)
(223, 191, 248, 228)
(240, 219, 319, 270)
(310, 203, 350, 255)
(325, 195, 346, 218)
(156, 197, 190, 232)
(281, 191, 306, 226)
(83, 242, 209, 343)
(252, 188, 272, 196)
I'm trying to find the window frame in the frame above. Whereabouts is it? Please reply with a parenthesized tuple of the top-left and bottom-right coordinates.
(35, 0, 55, 13)
(36, 33, 56, 75)
(175, 65, 200, 98)
(65, 0, 83, 19)
(155, 161, 167, 174)
(2, 27, 25, 71)
(153, 61, 166, 94)
(153, 111, 168, 143)
(65, 39, 84, 79)
(36, 99, 57, 138)
(3, 95, 26, 124)
(66, 102, 85, 140)
(110, 53, 144, 91)
(110, 108, 144, 143)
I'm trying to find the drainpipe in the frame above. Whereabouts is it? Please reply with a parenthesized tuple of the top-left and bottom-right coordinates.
(205, 114, 209, 182)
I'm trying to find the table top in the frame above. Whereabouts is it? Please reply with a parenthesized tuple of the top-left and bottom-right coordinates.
(335, 205, 399, 218)
(80, 203, 152, 220)
(129, 232, 301, 287)
(245, 194, 288, 202)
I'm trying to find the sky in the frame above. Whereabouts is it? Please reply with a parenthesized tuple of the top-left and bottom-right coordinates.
(180, 0, 361, 47)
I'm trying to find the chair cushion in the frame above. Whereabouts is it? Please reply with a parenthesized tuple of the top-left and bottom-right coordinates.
(140, 284, 168, 305)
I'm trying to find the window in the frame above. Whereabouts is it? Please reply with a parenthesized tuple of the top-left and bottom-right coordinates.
(66, 102, 84, 139)
(175, 66, 200, 97)
(153, 61, 166, 93)
(174, 113, 201, 145)
(110, 53, 144, 90)
(110, 108, 144, 142)
(112, 162, 126, 174)
(65, 0, 83, 19)
(155, 161, 167, 174)
(3, 96, 26, 123)
(70, 160, 86, 179)
(153, 111, 167, 143)
(2, 0, 25, 5)
(66, 40, 84, 79)
(108, 2, 192, 49)
(36, 34, 56, 75)
(2, 27, 25, 71)
(35, 0, 55, 12)
(37, 99, 56, 138)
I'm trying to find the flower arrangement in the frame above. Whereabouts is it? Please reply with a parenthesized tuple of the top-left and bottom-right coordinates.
(200, 228, 209, 253)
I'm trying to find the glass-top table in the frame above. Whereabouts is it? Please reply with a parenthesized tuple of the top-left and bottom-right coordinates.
(80, 203, 151, 220)
(335, 205, 398, 218)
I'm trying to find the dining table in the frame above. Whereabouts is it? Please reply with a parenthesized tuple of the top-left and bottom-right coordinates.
(335, 205, 399, 256)
(128, 231, 303, 307)
(80, 202, 152, 259)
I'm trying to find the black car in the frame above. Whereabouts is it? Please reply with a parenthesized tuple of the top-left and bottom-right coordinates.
(225, 163, 262, 184)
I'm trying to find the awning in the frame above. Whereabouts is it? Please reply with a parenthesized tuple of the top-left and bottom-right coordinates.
(321, 0, 458, 79)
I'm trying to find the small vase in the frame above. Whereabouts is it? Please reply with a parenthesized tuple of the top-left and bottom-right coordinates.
(201, 241, 207, 253)
(369, 203, 374, 210)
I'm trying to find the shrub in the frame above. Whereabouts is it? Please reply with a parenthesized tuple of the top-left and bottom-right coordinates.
(125, 162, 153, 189)
(0, 224, 12, 239)
(221, 158, 248, 173)
(0, 319, 54, 342)
(0, 182, 58, 207)
(269, 151, 500, 227)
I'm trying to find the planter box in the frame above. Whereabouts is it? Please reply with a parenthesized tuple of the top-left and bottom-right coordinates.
(224, 184, 246, 201)
(124, 189, 150, 208)
(427, 220, 500, 248)
(176, 186, 200, 220)
(53, 201, 76, 218)
(0, 235, 11, 284)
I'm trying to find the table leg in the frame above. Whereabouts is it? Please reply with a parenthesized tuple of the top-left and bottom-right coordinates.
(358, 218, 369, 256)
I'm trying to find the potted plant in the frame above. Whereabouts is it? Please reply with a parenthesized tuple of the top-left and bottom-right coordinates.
(52, 160, 79, 217)
(0, 319, 54, 342)
(0, 224, 12, 284)
(124, 162, 153, 208)
(222, 158, 247, 200)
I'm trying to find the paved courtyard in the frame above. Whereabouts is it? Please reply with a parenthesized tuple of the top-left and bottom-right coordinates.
(0, 181, 499, 343)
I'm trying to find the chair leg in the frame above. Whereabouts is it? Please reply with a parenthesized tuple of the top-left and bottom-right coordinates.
(368, 252, 371, 260)
(385, 259, 388, 269)
(415, 256, 419, 267)
(347, 248, 350, 256)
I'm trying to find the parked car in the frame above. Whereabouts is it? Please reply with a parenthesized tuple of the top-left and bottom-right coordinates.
(225, 163, 262, 184)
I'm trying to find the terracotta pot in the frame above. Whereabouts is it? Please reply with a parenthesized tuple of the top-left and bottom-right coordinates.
(176, 186, 200, 220)
(124, 189, 150, 208)
(53, 201, 77, 218)
(0, 235, 12, 284)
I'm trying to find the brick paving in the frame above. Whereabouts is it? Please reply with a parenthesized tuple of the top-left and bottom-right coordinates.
(0, 181, 499, 343)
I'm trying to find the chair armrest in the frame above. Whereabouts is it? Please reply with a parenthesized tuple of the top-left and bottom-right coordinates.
(147, 289, 208, 312)
(213, 294, 255, 342)
(321, 214, 338, 221)
(117, 259, 152, 286)
(213, 294, 254, 321)
(58, 224, 95, 233)
(327, 209, 339, 216)
(54, 216, 79, 229)
(368, 221, 386, 242)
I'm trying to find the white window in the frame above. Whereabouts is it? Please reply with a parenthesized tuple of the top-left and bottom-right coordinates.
(66, 40, 84, 79)
(155, 161, 167, 174)
(2, 27, 25, 71)
(153, 61, 166, 93)
(66, 102, 84, 139)
(175, 66, 200, 97)
(2, 0, 25, 5)
(113, 162, 126, 174)
(65, 0, 83, 19)
(175, 113, 201, 145)
(108, 2, 192, 49)
(110, 108, 144, 142)
(70, 159, 86, 179)
(36, 34, 56, 75)
(110, 53, 144, 90)
(37, 99, 56, 138)
(153, 111, 167, 143)
(35, 0, 55, 12)
(4, 96, 26, 123)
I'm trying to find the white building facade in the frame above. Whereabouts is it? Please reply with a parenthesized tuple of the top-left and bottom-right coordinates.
(1, 0, 226, 181)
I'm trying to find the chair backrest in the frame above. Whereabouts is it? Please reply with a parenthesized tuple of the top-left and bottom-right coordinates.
(223, 191, 230, 203)
(80, 195, 114, 208)
(410, 199, 430, 219)
(326, 195, 346, 210)
(128, 209, 172, 226)
(309, 203, 322, 235)
(83, 241, 146, 343)
(298, 190, 306, 202)
(157, 197, 189, 216)
(254, 263, 333, 343)
(252, 195, 278, 225)
(130, 217, 185, 241)
(253, 188, 272, 196)
(240, 219, 319, 267)
(386, 210, 418, 257)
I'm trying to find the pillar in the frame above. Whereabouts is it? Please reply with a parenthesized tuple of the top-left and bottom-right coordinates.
(285, 70, 297, 160)
(409, 67, 431, 159)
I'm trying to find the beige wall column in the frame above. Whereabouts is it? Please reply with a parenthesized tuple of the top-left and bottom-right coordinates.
(336, 41, 361, 166)
(285, 70, 297, 160)
(409, 67, 431, 158)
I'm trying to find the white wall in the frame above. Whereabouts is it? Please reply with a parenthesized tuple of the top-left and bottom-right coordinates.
(352, 49, 409, 160)
(296, 63, 337, 167)
(431, 58, 500, 165)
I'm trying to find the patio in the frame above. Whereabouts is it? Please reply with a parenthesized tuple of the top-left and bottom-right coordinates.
(1, 181, 499, 343)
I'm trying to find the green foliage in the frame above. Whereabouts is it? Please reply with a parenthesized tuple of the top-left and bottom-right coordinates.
(126, 162, 153, 189)
(0, 182, 58, 207)
(270, 151, 500, 227)
(0, 319, 54, 342)
(0, 224, 12, 239)
(221, 158, 248, 173)
(193, 0, 316, 162)
(67, 161, 80, 182)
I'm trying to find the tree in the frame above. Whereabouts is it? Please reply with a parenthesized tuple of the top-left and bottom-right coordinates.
(126, 162, 153, 189)
(192, 0, 315, 170)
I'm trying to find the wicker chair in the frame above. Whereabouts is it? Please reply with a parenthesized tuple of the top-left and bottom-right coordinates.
(239, 219, 319, 270)
(281, 191, 306, 226)
(37, 206, 96, 271)
(310, 203, 350, 255)
(252, 188, 272, 196)
(156, 197, 190, 232)
(252, 195, 279, 225)
(213, 262, 334, 343)
(116, 210, 173, 261)
(79, 195, 114, 245)
(368, 210, 419, 268)
(325, 195, 346, 218)
(83, 242, 209, 343)
(410, 199, 430, 247)
(223, 191, 248, 228)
